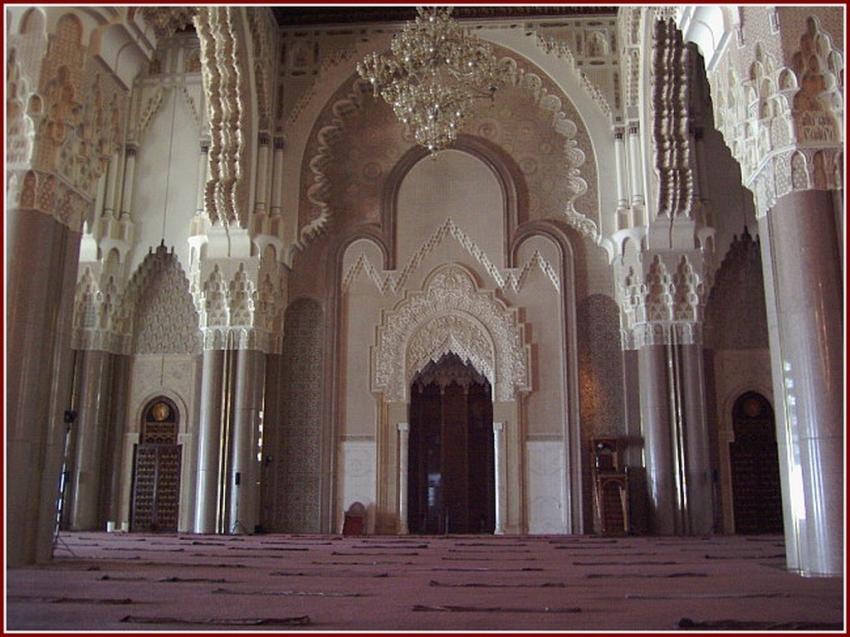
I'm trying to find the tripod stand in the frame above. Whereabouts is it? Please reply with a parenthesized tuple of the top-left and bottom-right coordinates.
(51, 411, 77, 558)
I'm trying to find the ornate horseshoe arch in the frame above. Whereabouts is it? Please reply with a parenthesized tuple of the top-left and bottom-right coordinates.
(372, 264, 531, 402)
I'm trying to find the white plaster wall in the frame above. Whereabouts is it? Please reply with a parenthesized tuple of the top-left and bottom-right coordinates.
(397, 150, 505, 269)
(340, 240, 385, 438)
(338, 439, 377, 533)
(511, 234, 565, 437)
(119, 353, 201, 532)
(526, 439, 567, 533)
(129, 82, 203, 276)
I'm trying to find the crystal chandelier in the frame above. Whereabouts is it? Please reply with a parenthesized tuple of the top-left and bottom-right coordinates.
(357, 6, 508, 155)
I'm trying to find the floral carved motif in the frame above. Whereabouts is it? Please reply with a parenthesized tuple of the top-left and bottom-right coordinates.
(373, 264, 530, 402)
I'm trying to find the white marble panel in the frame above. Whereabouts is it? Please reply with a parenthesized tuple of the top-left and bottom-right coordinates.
(338, 439, 377, 533)
(526, 440, 567, 534)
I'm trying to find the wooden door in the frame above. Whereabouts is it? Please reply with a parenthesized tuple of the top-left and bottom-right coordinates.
(407, 354, 494, 534)
(130, 444, 182, 532)
(730, 392, 782, 534)
(130, 398, 181, 532)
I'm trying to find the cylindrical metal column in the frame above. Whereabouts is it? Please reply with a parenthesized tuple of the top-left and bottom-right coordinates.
(397, 422, 410, 534)
(194, 348, 225, 534)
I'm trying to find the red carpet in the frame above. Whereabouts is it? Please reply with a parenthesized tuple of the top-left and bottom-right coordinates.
(6, 532, 843, 631)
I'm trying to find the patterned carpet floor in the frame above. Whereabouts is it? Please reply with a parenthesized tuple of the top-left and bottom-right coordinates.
(6, 532, 844, 631)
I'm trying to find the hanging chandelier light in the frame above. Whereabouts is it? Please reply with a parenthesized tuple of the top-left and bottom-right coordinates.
(357, 6, 508, 155)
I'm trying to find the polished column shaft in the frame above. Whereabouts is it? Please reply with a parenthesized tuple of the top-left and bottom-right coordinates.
(227, 349, 266, 534)
(638, 344, 676, 534)
(195, 143, 209, 215)
(254, 134, 270, 216)
(614, 127, 629, 210)
(680, 343, 713, 534)
(7, 209, 81, 565)
(119, 145, 138, 217)
(493, 422, 507, 535)
(763, 189, 843, 577)
(269, 137, 284, 218)
(68, 351, 112, 530)
(194, 349, 225, 533)
(397, 422, 410, 534)
(627, 124, 645, 209)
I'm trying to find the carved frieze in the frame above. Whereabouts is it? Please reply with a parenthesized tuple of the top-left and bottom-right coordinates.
(341, 218, 562, 295)
(300, 46, 599, 252)
(373, 264, 530, 402)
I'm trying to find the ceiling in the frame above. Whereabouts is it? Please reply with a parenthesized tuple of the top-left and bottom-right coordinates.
(272, 6, 619, 27)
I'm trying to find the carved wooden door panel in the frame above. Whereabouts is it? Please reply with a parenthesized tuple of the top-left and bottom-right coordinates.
(130, 444, 181, 532)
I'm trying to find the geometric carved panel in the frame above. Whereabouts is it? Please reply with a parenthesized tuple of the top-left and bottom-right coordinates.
(131, 245, 201, 354)
(274, 297, 323, 532)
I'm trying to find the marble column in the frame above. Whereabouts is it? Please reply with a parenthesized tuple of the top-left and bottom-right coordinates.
(637, 344, 677, 534)
(762, 189, 843, 577)
(254, 134, 270, 216)
(103, 152, 121, 217)
(627, 124, 645, 211)
(34, 226, 83, 562)
(101, 355, 130, 526)
(68, 351, 112, 530)
(194, 349, 225, 534)
(397, 422, 410, 534)
(493, 422, 507, 535)
(614, 127, 630, 228)
(195, 143, 209, 216)
(269, 137, 285, 219)
(7, 208, 81, 566)
(680, 343, 713, 535)
(119, 145, 138, 217)
(227, 349, 266, 534)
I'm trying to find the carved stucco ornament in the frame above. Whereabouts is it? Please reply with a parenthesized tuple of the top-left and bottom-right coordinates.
(373, 264, 531, 402)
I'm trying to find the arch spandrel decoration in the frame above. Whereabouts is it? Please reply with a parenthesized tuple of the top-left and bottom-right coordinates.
(373, 264, 531, 403)
(407, 314, 495, 389)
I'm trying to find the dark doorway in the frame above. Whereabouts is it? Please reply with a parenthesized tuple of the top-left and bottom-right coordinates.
(408, 353, 495, 534)
(729, 392, 783, 534)
(130, 398, 182, 532)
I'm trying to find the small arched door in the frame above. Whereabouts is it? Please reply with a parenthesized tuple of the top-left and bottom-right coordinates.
(729, 392, 783, 534)
(130, 398, 182, 532)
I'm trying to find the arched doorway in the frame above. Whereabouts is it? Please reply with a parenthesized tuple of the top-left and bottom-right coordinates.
(729, 392, 783, 534)
(408, 353, 495, 534)
(130, 398, 182, 532)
